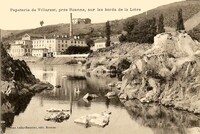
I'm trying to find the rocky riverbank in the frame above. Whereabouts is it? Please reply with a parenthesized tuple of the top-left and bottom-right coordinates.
(1, 46, 53, 133)
(86, 31, 200, 114)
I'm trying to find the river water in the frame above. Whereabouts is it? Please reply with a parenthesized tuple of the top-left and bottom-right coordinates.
(5, 65, 200, 134)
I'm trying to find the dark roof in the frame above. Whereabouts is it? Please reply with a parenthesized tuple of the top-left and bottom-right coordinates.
(95, 38, 106, 43)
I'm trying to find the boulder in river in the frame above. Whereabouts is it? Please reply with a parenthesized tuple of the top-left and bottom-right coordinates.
(74, 112, 111, 127)
(83, 93, 98, 100)
(105, 92, 116, 98)
(44, 111, 70, 123)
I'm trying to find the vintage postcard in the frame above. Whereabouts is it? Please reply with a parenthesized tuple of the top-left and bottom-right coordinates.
(1, 0, 200, 134)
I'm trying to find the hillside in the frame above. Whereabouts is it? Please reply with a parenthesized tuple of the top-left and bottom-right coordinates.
(131, 0, 200, 28)
(2, 20, 124, 40)
(2, 0, 200, 40)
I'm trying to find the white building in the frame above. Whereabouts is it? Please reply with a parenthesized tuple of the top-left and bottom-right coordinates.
(91, 38, 106, 51)
(32, 48, 48, 57)
(22, 33, 31, 41)
(9, 33, 33, 57)
(32, 36, 87, 57)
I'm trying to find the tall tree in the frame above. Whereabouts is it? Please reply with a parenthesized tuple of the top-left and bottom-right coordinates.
(85, 35, 94, 48)
(40, 21, 44, 27)
(129, 17, 157, 43)
(123, 18, 138, 34)
(105, 21, 111, 47)
(158, 14, 165, 33)
(177, 9, 185, 30)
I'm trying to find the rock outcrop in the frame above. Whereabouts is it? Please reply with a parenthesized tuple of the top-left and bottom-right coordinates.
(120, 31, 200, 114)
(1, 46, 53, 133)
(86, 43, 151, 76)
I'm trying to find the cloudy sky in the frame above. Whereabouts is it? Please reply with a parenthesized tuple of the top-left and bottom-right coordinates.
(0, 0, 184, 30)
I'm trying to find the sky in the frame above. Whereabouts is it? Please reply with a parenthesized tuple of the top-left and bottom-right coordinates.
(0, 0, 184, 30)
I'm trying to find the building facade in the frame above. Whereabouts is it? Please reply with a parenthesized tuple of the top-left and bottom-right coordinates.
(32, 48, 48, 57)
(22, 33, 31, 41)
(9, 34, 33, 57)
(91, 38, 106, 51)
(32, 37, 87, 57)
(72, 18, 91, 24)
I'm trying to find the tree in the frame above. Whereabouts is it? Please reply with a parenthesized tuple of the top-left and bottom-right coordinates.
(119, 34, 127, 43)
(85, 35, 94, 48)
(40, 21, 44, 27)
(85, 18, 91, 24)
(177, 9, 185, 30)
(129, 18, 157, 43)
(2, 41, 11, 50)
(158, 14, 165, 33)
(105, 21, 111, 47)
(123, 18, 138, 34)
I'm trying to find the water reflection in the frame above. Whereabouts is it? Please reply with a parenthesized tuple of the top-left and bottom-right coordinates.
(1, 93, 33, 132)
(30, 64, 122, 108)
(4, 64, 200, 134)
(123, 99, 200, 134)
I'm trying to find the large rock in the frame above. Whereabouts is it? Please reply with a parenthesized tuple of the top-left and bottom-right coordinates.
(29, 81, 54, 93)
(74, 112, 111, 127)
(44, 111, 70, 122)
(1, 46, 54, 132)
(120, 31, 200, 114)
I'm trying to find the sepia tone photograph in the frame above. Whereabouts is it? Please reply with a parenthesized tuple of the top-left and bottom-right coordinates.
(1, 0, 200, 134)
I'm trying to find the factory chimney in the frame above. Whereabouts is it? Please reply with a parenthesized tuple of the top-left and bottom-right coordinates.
(70, 13, 73, 38)
(0, 29, 2, 43)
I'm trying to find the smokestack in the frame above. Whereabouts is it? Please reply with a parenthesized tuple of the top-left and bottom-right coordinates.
(0, 29, 2, 43)
(70, 13, 73, 37)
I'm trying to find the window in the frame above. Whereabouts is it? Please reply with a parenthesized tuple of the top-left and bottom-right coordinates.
(71, 41, 73, 43)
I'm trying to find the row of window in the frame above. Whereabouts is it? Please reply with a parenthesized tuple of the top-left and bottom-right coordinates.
(33, 40, 85, 44)
(33, 43, 86, 48)
(33, 40, 55, 43)
(96, 44, 105, 48)
(11, 49, 24, 52)
(32, 50, 46, 52)
(32, 54, 42, 56)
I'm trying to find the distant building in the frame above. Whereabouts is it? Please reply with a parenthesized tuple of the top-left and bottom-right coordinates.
(32, 36, 87, 57)
(32, 48, 48, 57)
(8, 33, 33, 57)
(91, 38, 106, 51)
(22, 33, 31, 40)
(72, 18, 91, 24)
